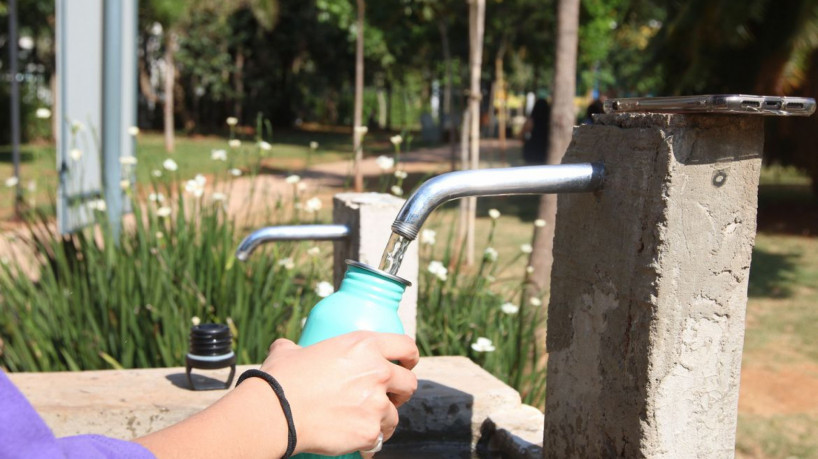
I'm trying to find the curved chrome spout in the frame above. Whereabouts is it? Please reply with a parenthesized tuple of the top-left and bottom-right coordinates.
(391, 163, 605, 240)
(236, 224, 350, 261)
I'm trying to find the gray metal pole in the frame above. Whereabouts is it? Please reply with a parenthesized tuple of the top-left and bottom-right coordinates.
(8, 0, 22, 216)
(103, 0, 123, 240)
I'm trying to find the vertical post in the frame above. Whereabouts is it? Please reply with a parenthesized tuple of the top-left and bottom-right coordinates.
(543, 113, 764, 457)
(8, 0, 22, 215)
(102, 0, 138, 239)
(333, 193, 419, 338)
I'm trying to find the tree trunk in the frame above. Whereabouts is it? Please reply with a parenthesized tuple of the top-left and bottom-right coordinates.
(353, 0, 366, 192)
(527, 0, 580, 295)
(438, 19, 457, 171)
(164, 31, 176, 153)
(465, 0, 486, 266)
(234, 46, 245, 121)
(495, 40, 507, 159)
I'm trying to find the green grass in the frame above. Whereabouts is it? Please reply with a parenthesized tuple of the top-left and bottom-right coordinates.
(0, 128, 419, 222)
(737, 414, 818, 459)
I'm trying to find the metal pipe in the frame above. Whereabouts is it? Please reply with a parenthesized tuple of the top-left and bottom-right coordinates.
(236, 224, 349, 261)
(391, 162, 605, 240)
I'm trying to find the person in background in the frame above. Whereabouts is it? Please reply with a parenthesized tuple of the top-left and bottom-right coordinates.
(521, 98, 550, 164)
(583, 98, 605, 124)
(0, 331, 419, 459)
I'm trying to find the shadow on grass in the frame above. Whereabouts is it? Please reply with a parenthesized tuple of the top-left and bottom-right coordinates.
(0, 149, 37, 163)
(748, 246, 799, 298)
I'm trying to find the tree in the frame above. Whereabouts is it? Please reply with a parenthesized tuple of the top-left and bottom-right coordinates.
(458, 0, 486, 266)
(353, 0, 365, 192)
(527, 0, 580, 294)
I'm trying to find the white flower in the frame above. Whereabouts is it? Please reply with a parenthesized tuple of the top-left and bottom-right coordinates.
(315, 281, 334, 298)
(5, 177, 19, 188)
(307, 246, 320, 256)
(278, 257, 295, 270)
(228, 139, 241, 148)
(305, 197, 322, 213)
(484, 247, 498, 262)
(297, 182, 308, 192)
(163, 158, 178, 171)
(35, 108, 51, 119)
(185, 179, 204, 197)
(128, 126, 140, 136)
(488, 209, 501, 219)
(155, 232, 164, 239)
(191, 316, 201, 326)
(501, 302, 519, 315)
(309, 141, 319, 150)
(258, 141, 272, 151)
(119, 156, 137, 165)
(70, 149, 83, 161)
(394, 169, 408, 179)
(18, 36, 34, 50)
(149, 193, 165, 203)
(520, 243, 533, 254)
(471, 337, 496, 353)
(212, 192, 227, 202)
(526, 265, 534, 274)
(194, 174, 207, 186)
(420, 229, 436, 246)
(354, 125, 368, 135)
(427, 260, 448, 282)
(87, 199, 107, 211)
(390, 135, 403, 146)
(156, 206, 172, 218)
(375, 155, 395, 171)
(285, 175, 301, 184)
(529, 297, 542, 306)
(226, 117, 238, 126)
(152, 169, 163, 178)
(390, 185, 403, 196)
(229, 168, 242, 177)
(534, 219, 546, 227)
(119, 179, 131, 190)
(211, 149, 227, 161)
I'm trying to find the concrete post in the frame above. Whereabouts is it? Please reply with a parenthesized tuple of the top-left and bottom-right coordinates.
(333, 193, 418, 338)
(543, 114, 763, 457)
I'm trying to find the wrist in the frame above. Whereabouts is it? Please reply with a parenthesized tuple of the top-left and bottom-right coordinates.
(233, 377, 292, 457)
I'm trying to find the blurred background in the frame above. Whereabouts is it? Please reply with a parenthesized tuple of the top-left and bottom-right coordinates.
(1, 1, 817, 458)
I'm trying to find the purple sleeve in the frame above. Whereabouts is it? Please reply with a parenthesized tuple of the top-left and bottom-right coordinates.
(1, 370, 155, 459)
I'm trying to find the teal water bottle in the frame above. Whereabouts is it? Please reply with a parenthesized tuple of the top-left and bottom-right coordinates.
(294, 259, 411, 459)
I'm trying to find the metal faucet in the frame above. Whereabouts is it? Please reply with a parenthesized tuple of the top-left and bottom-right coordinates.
(390, 163, 605, 241)
(235, 224, 349, 261)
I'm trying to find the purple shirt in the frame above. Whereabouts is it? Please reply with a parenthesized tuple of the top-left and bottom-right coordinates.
(1, 370, 154, 458)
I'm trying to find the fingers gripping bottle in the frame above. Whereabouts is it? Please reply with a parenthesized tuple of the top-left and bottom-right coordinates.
(293, 260, 410, 459)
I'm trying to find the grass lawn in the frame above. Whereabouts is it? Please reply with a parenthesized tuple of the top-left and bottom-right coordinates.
(0, 128, 410, 223)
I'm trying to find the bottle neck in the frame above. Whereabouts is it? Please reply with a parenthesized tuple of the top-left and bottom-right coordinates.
(339, 265, 406, 307)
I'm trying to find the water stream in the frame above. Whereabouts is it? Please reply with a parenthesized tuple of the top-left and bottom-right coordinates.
(379, 233, 412, 275)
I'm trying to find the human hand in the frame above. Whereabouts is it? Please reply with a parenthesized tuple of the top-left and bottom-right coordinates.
(260, 331, 419, 456)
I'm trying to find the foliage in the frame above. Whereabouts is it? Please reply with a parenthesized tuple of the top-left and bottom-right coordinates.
(416, 215, 547, 406)
(0, 141, 332, 372)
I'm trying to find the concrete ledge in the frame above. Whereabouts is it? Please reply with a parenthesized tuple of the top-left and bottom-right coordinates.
(479, 405, 544, 459)
(9, 356, 525, 451)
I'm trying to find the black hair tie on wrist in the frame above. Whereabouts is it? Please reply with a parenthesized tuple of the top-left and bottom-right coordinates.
(236, 369, 297, 459)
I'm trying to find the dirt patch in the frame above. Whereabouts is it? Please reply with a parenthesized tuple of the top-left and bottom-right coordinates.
(739, 363, 818, 416)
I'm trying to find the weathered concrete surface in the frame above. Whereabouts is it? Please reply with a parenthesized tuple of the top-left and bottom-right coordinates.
(9, 356, 520, 450)
(480, 405, 544, 459)
(393, 356, 521, 447)
(544, 114, 763, 457)
(333, 193, 418, 338)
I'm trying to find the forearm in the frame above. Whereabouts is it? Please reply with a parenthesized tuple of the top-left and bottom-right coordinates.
(135, 378, 289, 459)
